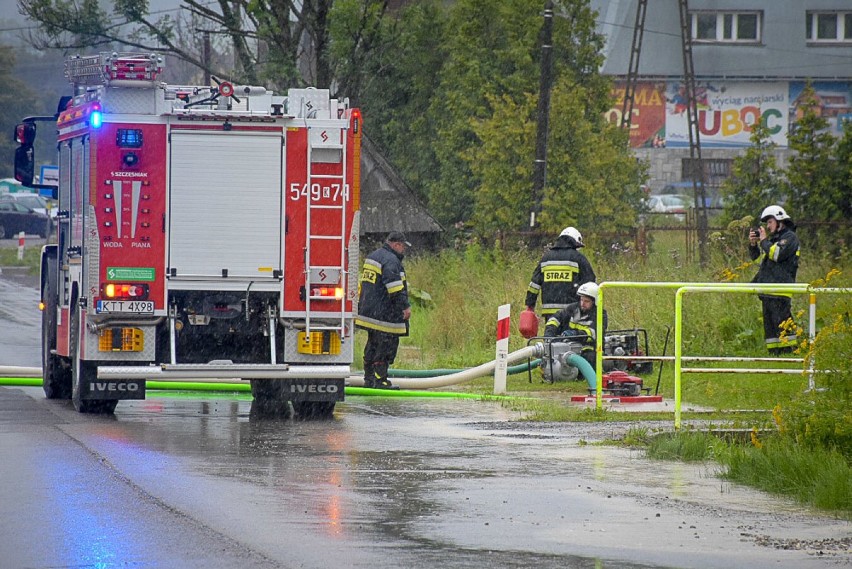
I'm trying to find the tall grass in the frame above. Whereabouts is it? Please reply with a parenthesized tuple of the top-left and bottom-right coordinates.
(0, 245, 42, 271)
(646, 431, 729, 462)
(725, 436, 852, 515)
(647, 432, 852, 517)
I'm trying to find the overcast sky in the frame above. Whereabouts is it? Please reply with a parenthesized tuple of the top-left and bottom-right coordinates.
(0, 1, 187, 36)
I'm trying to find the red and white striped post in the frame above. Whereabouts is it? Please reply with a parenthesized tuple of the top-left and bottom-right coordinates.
(17, 231, 25, 261)
(807, 293, 816, 391)
(494, 304, 511, 394)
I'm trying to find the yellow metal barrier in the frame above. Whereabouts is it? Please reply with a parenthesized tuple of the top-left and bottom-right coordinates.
(673, 285, 850, 428)
(593, 282, 850, 428)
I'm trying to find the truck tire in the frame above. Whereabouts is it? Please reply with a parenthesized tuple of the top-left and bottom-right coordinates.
(292, 401, 335, 419)
(41, 255, 71, 399)
(70, 307, 117, 414)
(249, 379, 291, 417)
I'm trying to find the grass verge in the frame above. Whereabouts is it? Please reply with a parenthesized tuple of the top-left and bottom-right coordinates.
(645, 431, 852, 518)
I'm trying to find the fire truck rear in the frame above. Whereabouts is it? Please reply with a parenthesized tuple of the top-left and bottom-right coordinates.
(14, 53, 361, 417)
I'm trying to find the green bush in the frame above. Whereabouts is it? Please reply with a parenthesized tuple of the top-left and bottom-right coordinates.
(778, 307, 852, 462)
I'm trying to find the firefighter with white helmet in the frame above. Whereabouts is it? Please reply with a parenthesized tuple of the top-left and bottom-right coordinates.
(543, 282, 607, 370)
(525, 226, 596, 317)
(748, 205, 800, 353)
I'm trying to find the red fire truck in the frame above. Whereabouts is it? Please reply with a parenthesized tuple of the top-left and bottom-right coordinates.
(13, 53, 361, 417)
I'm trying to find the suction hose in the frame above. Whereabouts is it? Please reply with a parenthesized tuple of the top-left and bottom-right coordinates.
(566, 353, 597, 390)
(388, 359, 541, 378)
(349, 343, 545, 389)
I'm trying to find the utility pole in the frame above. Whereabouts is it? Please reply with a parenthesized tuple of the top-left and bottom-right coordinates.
(202, 30, 212, 85)
(621, 0, 648, 130)
(530, 0, 554, 229)
(677, 0, 709, 266)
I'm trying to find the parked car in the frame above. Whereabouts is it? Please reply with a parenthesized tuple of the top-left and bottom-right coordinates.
(0, 200, 51, 238)
(647, 194, 688, 221)
(660, 182, 714, 208)
(0, 192, 56, 219)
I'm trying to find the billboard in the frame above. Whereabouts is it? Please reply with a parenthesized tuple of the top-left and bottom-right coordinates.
(606, 82, 667, 148)
(606, 80, 852, 148)
(789, 81, 852, 136)
(665, 81, 789, 148)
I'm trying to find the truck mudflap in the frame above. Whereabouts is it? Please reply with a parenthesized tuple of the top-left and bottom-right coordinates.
(285, 378, 345, 403)
(96, 363, 351, 382)
(83, 378, 146, 400)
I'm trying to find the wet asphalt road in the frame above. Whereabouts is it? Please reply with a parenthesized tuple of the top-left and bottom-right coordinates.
(1, 276, 850, 569)
(0, 269, 41, 367)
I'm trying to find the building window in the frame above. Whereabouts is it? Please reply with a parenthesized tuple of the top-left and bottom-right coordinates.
(691, 11, 762, 44)
(807, 11, 852, 43)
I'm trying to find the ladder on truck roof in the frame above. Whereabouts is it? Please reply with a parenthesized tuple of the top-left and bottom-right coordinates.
(65, 52, 163, 87)
(303, 101, 350, 340)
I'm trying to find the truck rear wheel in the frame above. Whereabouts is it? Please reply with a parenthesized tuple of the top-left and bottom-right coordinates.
(70, 307, 117, 414)
(41, 255, 71, 399)
(292, 401, 335, 419)
(249, 379, 291, 417)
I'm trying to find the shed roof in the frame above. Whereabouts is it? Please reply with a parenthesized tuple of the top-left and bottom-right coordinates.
(359, 135, 444, 236)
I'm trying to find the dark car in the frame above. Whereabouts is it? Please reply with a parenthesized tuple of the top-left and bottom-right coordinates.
(0, 200, 50, 238)
(0, 192, 57, 218)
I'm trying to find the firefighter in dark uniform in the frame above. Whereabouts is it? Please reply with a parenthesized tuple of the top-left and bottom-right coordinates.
(543, 282, 607, 370)
(355, 232, 412, 389)
(526, 226, 596, 316)
(749, 205, 800, 353)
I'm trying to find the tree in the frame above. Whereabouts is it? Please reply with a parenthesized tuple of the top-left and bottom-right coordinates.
(0, 46, 48, 179)
(362, 0, 623, 231)
(468, 76, 644, 238)
(537, 76, 643, 237)
(830, 122, 852, 252)
(720, 119, 785, 226)
(17, 0, 390, 95)
(785, 83, 846, 252)
(354, 2, 447, 203)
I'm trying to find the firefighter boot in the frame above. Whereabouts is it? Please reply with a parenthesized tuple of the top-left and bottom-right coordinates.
(363, 360, 376, 388)
(372, 361, 399, 390)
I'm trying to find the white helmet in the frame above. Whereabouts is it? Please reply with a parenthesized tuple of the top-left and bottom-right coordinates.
(559, 226, 584, 246)
(760, 205, 790, 222)
(577, 282, 599, 302)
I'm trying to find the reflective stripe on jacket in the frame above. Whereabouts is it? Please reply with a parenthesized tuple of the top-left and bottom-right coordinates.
(543, 302, 608, 345)
(526, 236, 596, 315)
(749, 226, 800, 298)
(355, 243, 410, 335)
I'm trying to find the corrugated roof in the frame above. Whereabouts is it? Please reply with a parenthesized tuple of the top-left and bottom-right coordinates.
(359, 135, 444, 235)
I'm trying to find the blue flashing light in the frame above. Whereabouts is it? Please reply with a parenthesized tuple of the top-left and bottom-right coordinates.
(90, 111, 103, 128)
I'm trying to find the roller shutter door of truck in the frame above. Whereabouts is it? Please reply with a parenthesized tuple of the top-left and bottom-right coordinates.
(168, 131, 283, 281)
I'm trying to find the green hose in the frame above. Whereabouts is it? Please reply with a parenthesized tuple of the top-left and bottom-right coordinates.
(0, 377, 523, 400)
(566, 353, 597, 390)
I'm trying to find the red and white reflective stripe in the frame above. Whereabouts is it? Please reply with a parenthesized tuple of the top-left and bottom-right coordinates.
(17, 231, 25, 261)
(494, 304, 511, 395)
(496, 305, 511, 341)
